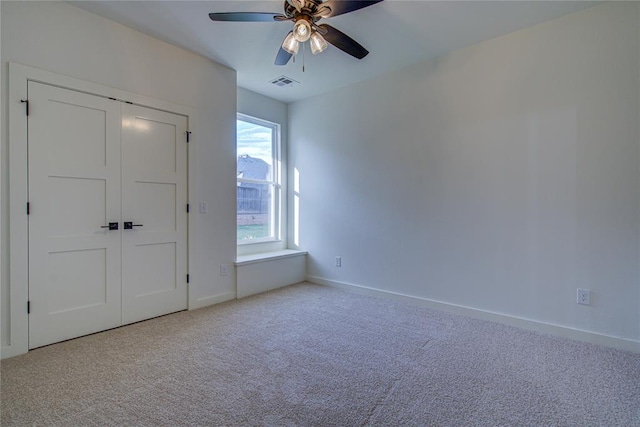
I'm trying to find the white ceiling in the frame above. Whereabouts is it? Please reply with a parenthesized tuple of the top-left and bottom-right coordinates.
(71, 1, 598, 103)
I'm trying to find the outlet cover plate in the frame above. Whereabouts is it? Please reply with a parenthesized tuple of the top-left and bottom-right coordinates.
(577, 288, 591, 305)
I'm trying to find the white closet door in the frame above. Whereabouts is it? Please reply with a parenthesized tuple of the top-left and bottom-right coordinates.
(28, 82, 122, 349)
(120, 104, 188, 325)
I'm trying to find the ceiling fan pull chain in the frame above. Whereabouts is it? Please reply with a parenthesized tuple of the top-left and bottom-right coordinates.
(302, 42, 306, 72)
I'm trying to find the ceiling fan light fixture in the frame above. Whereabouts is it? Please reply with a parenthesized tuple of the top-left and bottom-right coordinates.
(293, 18, 312, 42)
(309, 31, 328, 55)
(282, 31, 299, 55)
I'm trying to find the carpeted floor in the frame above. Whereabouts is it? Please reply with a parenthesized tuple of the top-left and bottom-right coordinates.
(1, 282, 639, 426)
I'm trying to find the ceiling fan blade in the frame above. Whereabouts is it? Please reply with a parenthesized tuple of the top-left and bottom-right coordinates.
(317, 24, 369, 59)
(287, 0, 303, 13)
(314, 0, 383, 18)
(208, 12, 288, 22)
(275, 46, 293, 66)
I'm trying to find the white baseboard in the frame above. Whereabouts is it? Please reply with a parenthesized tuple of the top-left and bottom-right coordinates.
(191, 291, 236, 310)
(307, 275, 640, 353)
(1, 344, 28, 360)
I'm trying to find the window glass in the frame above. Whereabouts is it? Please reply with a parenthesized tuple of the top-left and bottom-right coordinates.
(237, 116, 280, 243)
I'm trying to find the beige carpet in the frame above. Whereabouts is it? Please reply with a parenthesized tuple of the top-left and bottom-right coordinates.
(1, 282, 639, 426)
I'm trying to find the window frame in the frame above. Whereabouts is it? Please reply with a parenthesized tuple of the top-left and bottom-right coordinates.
(236, 113, 282, 246)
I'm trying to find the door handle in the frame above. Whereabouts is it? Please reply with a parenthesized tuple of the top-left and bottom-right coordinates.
(123, 222, 143, 230)
(100, 222, 119, 231)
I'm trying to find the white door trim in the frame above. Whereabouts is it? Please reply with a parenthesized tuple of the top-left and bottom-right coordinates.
(4, 62, 199, 358)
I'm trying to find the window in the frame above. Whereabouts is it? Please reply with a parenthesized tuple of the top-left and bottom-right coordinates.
(237, 114, 281, 244)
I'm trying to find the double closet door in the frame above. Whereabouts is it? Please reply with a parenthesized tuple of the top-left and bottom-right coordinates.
(28, 82, 188, 349)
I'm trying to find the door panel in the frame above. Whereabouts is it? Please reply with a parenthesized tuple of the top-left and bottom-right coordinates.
(132, 118, 178, 174)
(47, 177, 107, 236)
(46, 100, 108, 168)
(134, 182, 177, 231)
(47, 248, 107, 314)
(28, 82, 122, 349)
(132, 242, 177, 296)
(121, 104, 188, 325)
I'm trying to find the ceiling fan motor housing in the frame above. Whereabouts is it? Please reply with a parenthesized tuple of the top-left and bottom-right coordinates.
(285, 0, 325, 19)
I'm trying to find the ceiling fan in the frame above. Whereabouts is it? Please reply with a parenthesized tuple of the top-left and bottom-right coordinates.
(209, 0, 383, 66)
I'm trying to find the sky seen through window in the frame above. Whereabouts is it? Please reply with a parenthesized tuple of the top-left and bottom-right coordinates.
(237, 120, 272, 166)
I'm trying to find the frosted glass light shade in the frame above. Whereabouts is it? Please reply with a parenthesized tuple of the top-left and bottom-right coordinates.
(310, 31, 328, 55)
(293, 19, 311, 42)
(282, 32, 299, 55)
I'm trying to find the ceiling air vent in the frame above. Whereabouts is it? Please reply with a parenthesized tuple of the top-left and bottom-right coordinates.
(269, 75, 299, 88)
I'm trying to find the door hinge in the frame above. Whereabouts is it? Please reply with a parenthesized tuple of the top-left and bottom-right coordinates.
(20, 99, 29, 116)
(27, 301, 31, 314)
(186, 131, 191, 143)
(187, 203, 190, 213)
(26, 202, 31, 215)
(186, 274, 190, 284)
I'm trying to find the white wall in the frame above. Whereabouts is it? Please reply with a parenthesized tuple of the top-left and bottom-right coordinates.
(1, 2, 238, 350)
(290, 3, 640, 347)
(236, 251, 306, 298)
(238, 87, 288, 135)
(237, 87, 289, 255)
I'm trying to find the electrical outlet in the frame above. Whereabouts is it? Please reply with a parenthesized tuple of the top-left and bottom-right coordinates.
(220, 264, 229, 277)
(577, 288, 591, 305)
(335, 256, 342, 267)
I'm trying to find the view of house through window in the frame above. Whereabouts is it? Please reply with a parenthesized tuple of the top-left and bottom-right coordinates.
(237, 115, 280, 242)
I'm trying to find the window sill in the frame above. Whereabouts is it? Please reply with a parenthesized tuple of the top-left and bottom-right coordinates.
(235, 249, 307, 267)
(237, 238, 283, 246)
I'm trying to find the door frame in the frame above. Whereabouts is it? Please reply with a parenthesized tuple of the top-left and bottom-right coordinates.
(5, 62, 198, 358)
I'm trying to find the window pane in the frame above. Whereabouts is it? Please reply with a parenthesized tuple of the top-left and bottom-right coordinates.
(237, 183, 273, 241)
(237, 120, 273, 182)
(237, 116, 278, 242)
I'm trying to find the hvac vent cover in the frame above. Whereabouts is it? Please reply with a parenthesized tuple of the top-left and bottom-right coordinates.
(269, 76, 299, 87)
